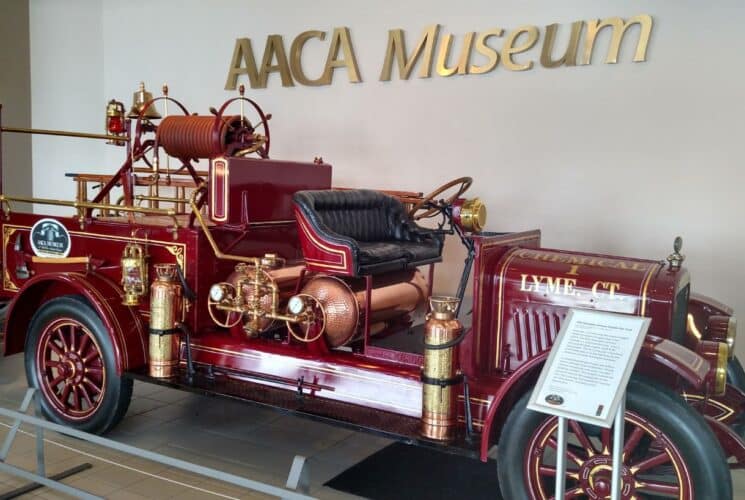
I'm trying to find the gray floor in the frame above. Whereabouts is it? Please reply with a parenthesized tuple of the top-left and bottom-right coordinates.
(1, 352, 745, 499)
(0, 353, 380, 499)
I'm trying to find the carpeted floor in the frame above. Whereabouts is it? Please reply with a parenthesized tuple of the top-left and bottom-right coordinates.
(325, 442, 503, 499)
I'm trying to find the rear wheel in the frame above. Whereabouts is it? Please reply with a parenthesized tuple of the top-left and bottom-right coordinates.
(24, 296, 132, 434)
(498, 377, 731, 499)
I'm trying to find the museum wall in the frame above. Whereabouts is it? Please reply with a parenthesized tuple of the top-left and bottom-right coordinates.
(27, 1, 745, 356)
(0, 0, 32, 200)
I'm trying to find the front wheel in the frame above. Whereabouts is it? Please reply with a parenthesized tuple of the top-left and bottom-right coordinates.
(24, 296, 132, 434)
(498, 377, 731, 499)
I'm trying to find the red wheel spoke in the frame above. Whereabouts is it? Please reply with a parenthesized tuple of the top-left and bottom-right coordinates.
(69, 325, 76, 352)
(631, 451, 671, 473)
(78, 334, 90, 356)
(637, 480, 680, 495)
(539, 465, 556, 477)
(56, 329, 68, 351)
(49, 373, 66, 387)
(600, 427, 612, 454)
(569, 420, 596, 456)
(83, 351, 101, 364)
(48, 341, 64, 357)
(85, 366, 103, 377)
(564, 488, 584, 499)
(82, 377, 102, 394)
(548, 437, 584, 465)
(623, 426, 645, 459)
(46, 360, 61, 369)
(79, 384, 94, 408)
(60, 383, 72, 404)
(71, 385, 82, 411)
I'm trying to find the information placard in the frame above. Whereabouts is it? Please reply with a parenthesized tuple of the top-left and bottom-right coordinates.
(527, 309, 650, 427)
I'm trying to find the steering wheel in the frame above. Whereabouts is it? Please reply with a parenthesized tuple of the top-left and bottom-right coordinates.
(409, 176, 472, 220)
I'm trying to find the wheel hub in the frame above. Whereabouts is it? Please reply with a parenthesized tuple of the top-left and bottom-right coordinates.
(579, 455, 633, 498)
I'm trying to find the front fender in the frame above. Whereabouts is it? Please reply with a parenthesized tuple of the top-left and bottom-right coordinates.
(479, 335, 711, 461)
(4, 272, 146, 374)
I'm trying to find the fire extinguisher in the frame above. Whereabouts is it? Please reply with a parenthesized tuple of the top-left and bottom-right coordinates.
(149, 264, 182, 378)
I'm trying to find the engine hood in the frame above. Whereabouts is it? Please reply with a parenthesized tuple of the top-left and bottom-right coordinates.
(488, 247, 689, 371)
(504, 248, 663, 315)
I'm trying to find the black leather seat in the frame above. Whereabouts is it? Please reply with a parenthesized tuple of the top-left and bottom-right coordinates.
(293, 190, 444, 275)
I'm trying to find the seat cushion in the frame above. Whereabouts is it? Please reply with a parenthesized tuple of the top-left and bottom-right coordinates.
(357, 241, 408, 264)
(398, 241, 442, 262)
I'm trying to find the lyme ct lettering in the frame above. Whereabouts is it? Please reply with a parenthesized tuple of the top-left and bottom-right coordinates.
(226, 14, 653, 89)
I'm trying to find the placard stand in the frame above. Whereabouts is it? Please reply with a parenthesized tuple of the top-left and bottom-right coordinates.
(528, 309, 650, 500)
(555, 396, 625, 500)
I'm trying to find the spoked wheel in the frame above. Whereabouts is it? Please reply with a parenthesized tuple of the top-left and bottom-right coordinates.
(25, 296, 132, 434)
(498, 377, 731, 500)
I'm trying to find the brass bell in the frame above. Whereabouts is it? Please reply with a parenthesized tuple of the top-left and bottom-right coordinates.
(127, 82, 162, 119)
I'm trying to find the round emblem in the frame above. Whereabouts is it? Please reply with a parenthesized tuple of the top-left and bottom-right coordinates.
(545, 394, 564, 406)
(30, 218, 71, 258)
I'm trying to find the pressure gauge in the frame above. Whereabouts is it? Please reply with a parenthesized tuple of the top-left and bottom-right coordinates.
(288, 295, 305, 315)
(209, 284, 226, 302)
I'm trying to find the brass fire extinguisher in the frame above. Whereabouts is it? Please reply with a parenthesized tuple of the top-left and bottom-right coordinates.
(149, 264, 182, 378)
(421, 296, 463, 441)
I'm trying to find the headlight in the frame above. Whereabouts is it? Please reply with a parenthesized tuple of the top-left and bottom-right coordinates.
(698, 340, 728, 396)
(458, 198, 487, 233)
(727, 316, 737, 359)
(209, 284, 226, 302)
(715, 342, 728, 395)
(288, 295, 305, 315)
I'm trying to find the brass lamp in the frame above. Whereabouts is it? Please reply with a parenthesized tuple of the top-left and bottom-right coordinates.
(121, 243, 148, 306)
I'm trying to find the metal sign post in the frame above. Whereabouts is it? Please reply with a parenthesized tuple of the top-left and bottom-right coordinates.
(528, 309, 650, 500)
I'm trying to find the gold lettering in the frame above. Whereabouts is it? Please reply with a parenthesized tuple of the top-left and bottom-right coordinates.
(225, 38, 261, 90)
(567, 264, 580, 276)
(436, 32, 475, 77)
(607, 282, 621, 298)
(541, 21, 583, 68)
(290, 30, 327, 86)
(545, 276, 563, 295)
(502, 25, 539, 71)
(380, 24, 440, 81)
(520, 273, 532, 292)
(531, 275, 542, 289)
(581, 14, 653, 65)
(469, 28, 503, 75)
(564, 278, 577, 296)
(259, 35, 294, 88)
(321, 27, 362, 85)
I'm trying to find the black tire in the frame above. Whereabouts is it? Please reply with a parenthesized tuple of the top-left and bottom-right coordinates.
(498, 377, 732, 500)
(24, 295, 132, 434)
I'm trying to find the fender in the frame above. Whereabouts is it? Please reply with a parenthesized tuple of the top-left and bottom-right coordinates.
(705, 416, 745, 469)
(3, 272, 147, 374)
(478, 335, 711, 461)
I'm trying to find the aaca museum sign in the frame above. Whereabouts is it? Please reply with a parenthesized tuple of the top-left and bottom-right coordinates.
(225, 14, 653, 90)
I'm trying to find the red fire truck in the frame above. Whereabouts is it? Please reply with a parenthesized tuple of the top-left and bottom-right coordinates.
(0, 84, 743, 499)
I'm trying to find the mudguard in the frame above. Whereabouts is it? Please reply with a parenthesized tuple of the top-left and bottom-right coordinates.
(479, 335, 711, 461)
(3, 272, 146, 373)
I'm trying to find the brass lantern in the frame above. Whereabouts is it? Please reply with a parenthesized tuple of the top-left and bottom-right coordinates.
(105, 99, 126, 146)
(127, 82, 162, 120)
(121, 243, 148, 306)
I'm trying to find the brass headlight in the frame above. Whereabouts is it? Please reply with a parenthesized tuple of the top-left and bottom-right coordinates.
(697, 340, 728, 396)
(715, 341, 728, 395)
(727, 316, 737, 359)
(458, 198, 487, 233)
(707, 315, 737, 360)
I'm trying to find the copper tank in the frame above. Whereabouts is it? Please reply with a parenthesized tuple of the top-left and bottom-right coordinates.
(299, 270, 428, 347)
(149, 264, 182, 378)
(421, 296, 462, 441)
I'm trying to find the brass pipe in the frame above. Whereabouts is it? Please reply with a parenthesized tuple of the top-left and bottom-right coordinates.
(1, 126, 129, 142)
(0, 194, 180, 237)
(188, 188, 260, 266)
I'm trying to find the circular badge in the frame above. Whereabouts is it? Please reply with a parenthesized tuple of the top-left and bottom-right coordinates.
(545, 394, 564, 406)
(30, 218, 71, 258)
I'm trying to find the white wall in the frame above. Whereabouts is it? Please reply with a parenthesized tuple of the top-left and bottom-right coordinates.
(0, 0, 32, 200)
(28, 1, 745, 354)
